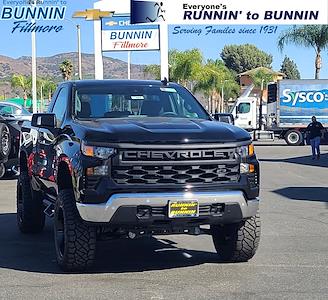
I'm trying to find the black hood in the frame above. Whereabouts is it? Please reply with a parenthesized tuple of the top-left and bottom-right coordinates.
(76, 118, 251, 144)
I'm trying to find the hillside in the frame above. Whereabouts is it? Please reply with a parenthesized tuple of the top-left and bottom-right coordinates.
(0, 52, 148, 98)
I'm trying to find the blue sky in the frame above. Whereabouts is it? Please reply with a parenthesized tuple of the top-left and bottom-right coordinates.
(0, 0, 328, 79)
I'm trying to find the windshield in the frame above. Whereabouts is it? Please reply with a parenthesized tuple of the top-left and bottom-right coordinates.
(0, 104, 31, 115)
(74, 85, 209, 120)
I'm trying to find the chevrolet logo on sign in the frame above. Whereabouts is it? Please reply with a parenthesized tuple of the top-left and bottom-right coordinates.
(73, 9, 115, 21)
(105, 21, 118, 26)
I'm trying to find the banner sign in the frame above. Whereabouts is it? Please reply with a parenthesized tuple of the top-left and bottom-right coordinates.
(101, 16, 159, 51)
(130, 0, 328, 25)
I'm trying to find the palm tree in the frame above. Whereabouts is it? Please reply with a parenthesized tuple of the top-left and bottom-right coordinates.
(42, 79, 57, 102)
(38, 78, 57, 112)
(169, 49, 203, 89)
(194, 60, 239, 113)
(143, 64, 161, 80)
(143, 49, 203, 88)
(59, 59, 73, 81)
(11, 74, 32, 107)
(278, 25, 328, 79)
(249, 68, 275, 90)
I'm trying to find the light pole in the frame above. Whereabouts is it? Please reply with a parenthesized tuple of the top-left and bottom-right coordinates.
(259, 79, 265, 130)
(31, 1, 37, 113)
(65, 18, 82, 80)
(77, 24, 82, 80)
(221, 80, 229, 112)
(221, 85, 224, 112)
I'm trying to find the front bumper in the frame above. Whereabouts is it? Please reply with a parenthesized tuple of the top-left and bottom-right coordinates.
(76, 190, 259, 224)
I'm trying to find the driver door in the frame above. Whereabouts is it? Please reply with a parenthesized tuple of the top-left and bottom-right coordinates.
(35, 86, 69, 197)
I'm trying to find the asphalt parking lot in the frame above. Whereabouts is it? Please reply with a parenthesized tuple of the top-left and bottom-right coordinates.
(0, 142, 327, 300)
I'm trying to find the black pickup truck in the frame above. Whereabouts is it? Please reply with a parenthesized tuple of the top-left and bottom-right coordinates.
(17, 80, 260, 271)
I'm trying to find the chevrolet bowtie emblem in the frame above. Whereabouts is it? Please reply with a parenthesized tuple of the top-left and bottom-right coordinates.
(105, 21, 118, 26)
(73, 9, 115, 21)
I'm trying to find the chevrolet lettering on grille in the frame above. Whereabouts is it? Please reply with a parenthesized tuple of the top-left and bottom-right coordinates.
(122, 150, 229, 161)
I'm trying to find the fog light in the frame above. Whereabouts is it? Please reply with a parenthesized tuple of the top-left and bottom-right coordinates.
(94, 166, 109, 176)
(86, 166, 109, 176)
(240, 163, 255, 174)
(137, 206, 151, 219)
(240, 163, 249, 174)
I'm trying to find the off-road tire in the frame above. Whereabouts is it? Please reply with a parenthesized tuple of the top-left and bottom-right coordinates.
(17, 171, 45, 233)
(211, 214, 261, 262)
(0, 123, 11, 159)
(54, 189, 96, 272)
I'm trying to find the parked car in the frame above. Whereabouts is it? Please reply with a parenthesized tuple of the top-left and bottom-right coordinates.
(0, 113, 22, 178)
(213, 113, 235, 125)
(0, 102, 32, 121)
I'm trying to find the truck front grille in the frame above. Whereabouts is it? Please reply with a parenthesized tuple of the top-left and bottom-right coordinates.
(112, 163, 240, 185)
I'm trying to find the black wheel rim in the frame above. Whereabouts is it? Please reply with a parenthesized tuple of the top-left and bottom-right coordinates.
(1, 128, 10, 155)
(55, 207, 65, 259)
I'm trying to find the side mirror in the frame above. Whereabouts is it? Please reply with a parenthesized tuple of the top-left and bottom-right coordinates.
(31, 113, 56, 129)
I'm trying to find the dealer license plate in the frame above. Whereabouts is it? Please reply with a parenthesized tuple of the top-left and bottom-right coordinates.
(168, 201, 199, 218)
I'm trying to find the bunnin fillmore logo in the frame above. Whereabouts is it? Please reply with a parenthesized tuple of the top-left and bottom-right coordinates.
(130, 0, 166, 24)
(101, 15, 160, 52)
(1, 0, 67, 33)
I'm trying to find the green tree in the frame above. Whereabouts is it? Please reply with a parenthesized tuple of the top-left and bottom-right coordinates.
(42, 79, 57, 101)
(143, 49, 203, 88)
(194, 60, 239, 113)
(277, 25, 328, 79)
(11, 74, 32, 107)
(169, 49, 203, 88)
(280, 56, 301, 79)
(38, 78, 57, 111)
(220, 44, 272, 74)
(220, 44, 273, 74)
(143, 64, 161, 80)
(59, 59, 73, 81)
(249, 68, 275, 89)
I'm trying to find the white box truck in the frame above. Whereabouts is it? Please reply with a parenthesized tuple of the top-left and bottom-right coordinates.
(231, 79, 328, 145)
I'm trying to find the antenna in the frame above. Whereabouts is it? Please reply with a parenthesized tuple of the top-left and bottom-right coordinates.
(161, 77, 168, 86)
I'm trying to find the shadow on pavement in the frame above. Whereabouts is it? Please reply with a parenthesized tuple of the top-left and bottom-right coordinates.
(273, 187, 328, 204)
(0, 174, 18, 181)
(0, 213, 219, 274)
(259, 153, 328, 168)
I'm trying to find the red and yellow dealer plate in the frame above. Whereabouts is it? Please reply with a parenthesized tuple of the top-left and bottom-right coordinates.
(168, 201, 199, 218)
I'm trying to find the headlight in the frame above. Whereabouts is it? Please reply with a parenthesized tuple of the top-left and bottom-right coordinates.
(81, 142, 116, 159)
(237, 144, 254, 158)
